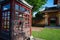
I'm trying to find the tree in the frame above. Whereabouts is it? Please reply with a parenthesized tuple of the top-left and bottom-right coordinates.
(35, 12, 44, 20)
(25, 0, 47, 12)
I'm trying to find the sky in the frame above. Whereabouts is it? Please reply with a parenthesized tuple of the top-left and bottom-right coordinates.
(44, 0, 54, 7)
(33, 0, 55, 17)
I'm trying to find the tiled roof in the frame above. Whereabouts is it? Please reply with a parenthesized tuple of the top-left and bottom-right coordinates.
(20, 0, 33, 9)
(44, 6, 59, 11)
(41, 6, 60, 13)
(0, 0, 33, 9)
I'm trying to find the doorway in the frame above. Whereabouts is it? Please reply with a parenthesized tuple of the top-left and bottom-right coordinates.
(50, 18, 56, 26)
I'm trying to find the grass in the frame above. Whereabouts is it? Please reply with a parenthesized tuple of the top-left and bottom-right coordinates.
(32, 28, 60, 40)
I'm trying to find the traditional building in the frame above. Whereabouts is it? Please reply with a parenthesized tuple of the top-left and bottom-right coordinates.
(0, 0, 33, 40)
(42, 0, 60, 26)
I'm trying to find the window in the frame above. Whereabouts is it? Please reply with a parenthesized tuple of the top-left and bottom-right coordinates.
(20, 6, 25, 12)
(26, 10, 30, 13)
(15, 4, 19, 10)
(2, 12, 4, 16)
(2, 4, 10, 11)
(8, 11, 10, 15)
(19, 18, 23, 20)
(24, 10, 30, 14)
(7, 11, 10, 20)
(2, 11, 10, 31)
(4, 26, 6, 29)
(5, 12, 7, 17)
(7, 21, 9, 26)
(15, 3, 26, 12)
(4, 21, 6, 26)
(16, 12, 19, 16)
(15, 12, 19, 20)
(19, 14, 23, 20)
(15, 21, 18, 25)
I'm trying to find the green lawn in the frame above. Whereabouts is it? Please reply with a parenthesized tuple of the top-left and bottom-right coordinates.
(32, 28, 60, 40)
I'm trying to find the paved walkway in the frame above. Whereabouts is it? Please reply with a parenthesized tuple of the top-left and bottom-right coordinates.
(45, 26, 60, 29)
(34, 38, 45, 40)
(32, 26, 60, 31)
(32, 27, 44, 31)
(31, 38, 45, 40)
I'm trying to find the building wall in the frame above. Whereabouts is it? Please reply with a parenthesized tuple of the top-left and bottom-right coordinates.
(58, 12, 60, 25)
(44, 12, 59, 26)
(37, 19, 45, 25)
(33, 12, 60, 26)
(58, 0, 60, 5)
(54, 0, 60, 5)
(32, 19, 45, 27)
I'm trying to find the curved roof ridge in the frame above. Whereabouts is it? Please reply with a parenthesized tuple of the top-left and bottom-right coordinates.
(20, 0, 33, 9)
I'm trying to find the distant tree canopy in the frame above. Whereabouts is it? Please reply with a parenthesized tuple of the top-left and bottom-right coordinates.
(25, 0, 47, 12)
(35, 12, 44, 20)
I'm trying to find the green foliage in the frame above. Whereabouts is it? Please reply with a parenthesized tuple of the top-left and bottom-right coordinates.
(35, 12, 44, 20)
(25, 0, 47, 12)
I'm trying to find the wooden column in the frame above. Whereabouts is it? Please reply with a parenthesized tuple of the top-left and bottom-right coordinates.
(10, 0, 15, 40)
(45, 13, 48, 26)
(58, 12, 60, 26)
(0, 5, 2, 32)
(30, 9, 32, 36)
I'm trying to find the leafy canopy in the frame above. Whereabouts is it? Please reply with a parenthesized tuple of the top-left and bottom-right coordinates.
(35, 12, 44, 20)
(25, 0, 47, 12)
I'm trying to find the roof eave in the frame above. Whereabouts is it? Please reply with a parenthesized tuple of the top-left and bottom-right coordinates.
(20, 0, 33, 9)
(41, 10, 58, 13)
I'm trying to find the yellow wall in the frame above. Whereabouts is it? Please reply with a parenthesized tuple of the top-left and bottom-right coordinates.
(37, 19, 45, 25)
(33, 12, 60, 26)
